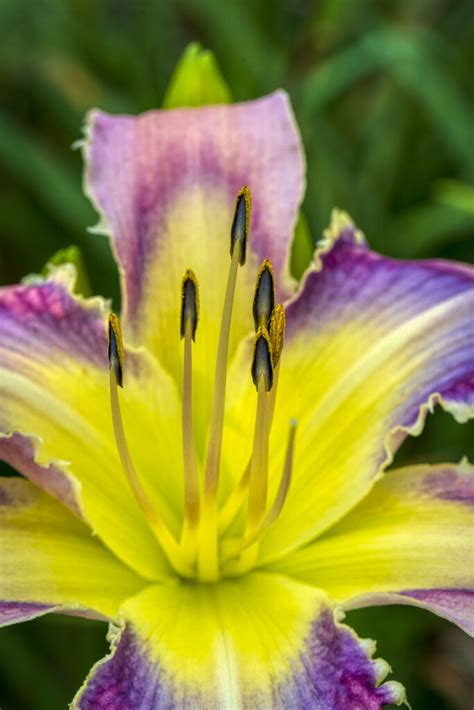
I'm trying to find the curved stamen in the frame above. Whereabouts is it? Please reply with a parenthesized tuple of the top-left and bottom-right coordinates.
(221, 418, 297, 567)
(108, 315, 192, 578)
(199, 186, 252, 581)
(180, 271, 200, 557)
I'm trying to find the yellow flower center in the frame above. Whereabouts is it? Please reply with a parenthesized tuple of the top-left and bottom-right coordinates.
(107, 188, 296, 582)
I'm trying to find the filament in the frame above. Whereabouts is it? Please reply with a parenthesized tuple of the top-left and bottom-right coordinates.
(218, 358, 281, 535)
(246, 379, 270, 534)
(109, 368, 192, 577)
(199, 242, 241, 580)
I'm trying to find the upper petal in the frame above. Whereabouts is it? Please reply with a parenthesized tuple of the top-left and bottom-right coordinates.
(83, 93, 304, 444)
(0, 272, 182, 580)
(73, 572, 404, 709)
(224, 215, 474, 561)
(271, 462, 474, 634)
(0, 477, 144, 622)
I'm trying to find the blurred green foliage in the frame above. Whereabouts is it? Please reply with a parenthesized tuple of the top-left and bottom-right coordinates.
(0, 0, 473, 708)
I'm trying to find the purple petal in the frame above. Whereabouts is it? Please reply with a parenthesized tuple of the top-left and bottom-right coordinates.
(84, 92, 304, 325)
(76, 616, 403, 710)
(74, 574, 405, 709)
(0, 433, 81, 516)
(83, 93, 305, 434)
(0, 275, 108, 512)
(0, 601, 54, 627)
(399, 589, 474, 634)
(0, 277, 107, 374)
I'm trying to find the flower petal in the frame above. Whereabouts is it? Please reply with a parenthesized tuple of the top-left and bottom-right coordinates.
(0, 272, 182, 580)
(0, 478, 144, 621)
(271, 462, 474, 634)
(83, 92, 304, 441)
(0, 432, 81, 516)
(224, 214, 474, 561)
(73, 573, 405, 709)
(0, 602, 54, 627)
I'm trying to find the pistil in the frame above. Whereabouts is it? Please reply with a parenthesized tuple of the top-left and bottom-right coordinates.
(180, 271, 200, 558)
(198, 186, 251, 581)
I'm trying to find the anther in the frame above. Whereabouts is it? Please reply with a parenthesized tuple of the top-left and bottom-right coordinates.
(269, 304, 285, 367)
(230, 186, 251, 266)
(252, 260, 275, 331)
(180, 269, 199, 341)
(251, 326, 273, 392)
(108, 313, 124, 387)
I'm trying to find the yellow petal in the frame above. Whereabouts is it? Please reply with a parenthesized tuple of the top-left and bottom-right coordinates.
(223, 217, 474, 561)
(0, 478, 144, 619)
(271, 462, 474, 633)
(0, 274, 181, 580)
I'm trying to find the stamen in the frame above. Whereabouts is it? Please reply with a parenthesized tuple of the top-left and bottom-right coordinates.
(107, 314, 192, 577)
(199, 186, 252, 581)
(180, 271, 200, 555)
(252, 260, 275, 330)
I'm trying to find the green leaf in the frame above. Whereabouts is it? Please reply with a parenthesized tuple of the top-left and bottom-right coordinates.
(22, 245, 92, 296)
(162, 43, 232, 109)
(45, 245, 92, 296)
(291, 212, 314, 279)
(434, 179, 474, 217)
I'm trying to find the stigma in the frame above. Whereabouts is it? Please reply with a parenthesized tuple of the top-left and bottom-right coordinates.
(107, 187, 296, 581)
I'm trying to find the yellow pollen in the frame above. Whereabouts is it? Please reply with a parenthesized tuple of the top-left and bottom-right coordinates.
(269, 304, 286, 366)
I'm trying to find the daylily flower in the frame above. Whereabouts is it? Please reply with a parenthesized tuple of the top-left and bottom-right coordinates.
(1, 90, 473, 709)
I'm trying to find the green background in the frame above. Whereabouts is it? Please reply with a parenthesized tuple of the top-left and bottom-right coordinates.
(0, 1, 473, 708)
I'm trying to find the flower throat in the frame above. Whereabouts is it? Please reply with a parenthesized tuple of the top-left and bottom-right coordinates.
(107, 187, 296, 582)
